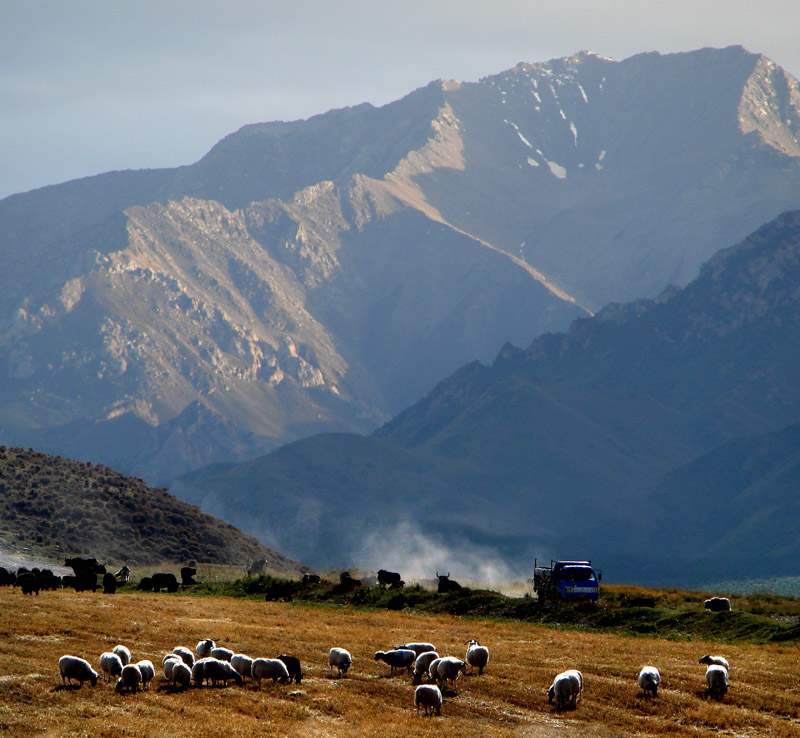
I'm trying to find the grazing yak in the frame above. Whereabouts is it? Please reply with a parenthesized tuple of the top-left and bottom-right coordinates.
(377, 569, 404, 589)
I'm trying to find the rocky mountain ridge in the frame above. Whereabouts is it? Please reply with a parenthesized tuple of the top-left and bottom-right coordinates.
(1, 46, 799, 481)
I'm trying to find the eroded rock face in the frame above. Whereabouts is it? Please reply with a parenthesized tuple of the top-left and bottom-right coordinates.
(1, 46, 799, 482)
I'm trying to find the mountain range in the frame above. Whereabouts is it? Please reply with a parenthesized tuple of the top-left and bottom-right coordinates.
(174, 210, 800, 585)
(2, 45, 800, 483)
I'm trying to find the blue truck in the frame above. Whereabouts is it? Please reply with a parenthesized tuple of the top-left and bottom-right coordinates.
(533, 559, 602, 602)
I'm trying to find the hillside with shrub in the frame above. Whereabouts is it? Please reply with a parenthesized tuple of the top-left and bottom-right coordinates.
(0, 445, 304, 574)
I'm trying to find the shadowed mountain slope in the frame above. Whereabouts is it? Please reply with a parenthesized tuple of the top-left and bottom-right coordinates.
(174, 211, 800, 584)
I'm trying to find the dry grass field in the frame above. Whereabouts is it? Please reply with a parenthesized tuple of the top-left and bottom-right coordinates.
(1, 588, 798, 737)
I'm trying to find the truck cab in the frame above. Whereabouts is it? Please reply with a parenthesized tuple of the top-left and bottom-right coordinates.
(533, 559, 602, 602)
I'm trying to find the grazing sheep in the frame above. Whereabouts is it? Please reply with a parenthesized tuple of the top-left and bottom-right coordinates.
(277, 655, 304, 684)
(116, 663, 142, 694)
(465, 639, 489, 675)
(203, 657, 244, 687)
(173, 646, 195, 668)
(394, 642, 436, 657)
(705, 665, 729, 698)
(210, 647, 234, 662)
(412, 651, 440, 684)
(704, 597, 732, 612)
(192, 657, 212, 687)
(329, 648, 352, 678)
(112, 645, 131, 667)
(638, 666, 661, 697)
(99, 652, 124, 682)
(163, 655, 182, 681)
(251, 658, 290, 687)
(698, 655, 730, 673)
(196, 639, 215, 658)
(427, 658, 442, 684)
(435, 656, 467, 693)
(172, 661, 192, 690)
(414, 684, 442, 716)
(374, 649, 416, 676)
(548, 670, 583, 709)
(231, 654, 254, 683)
(59, 655, 99, 688)
(136, 660, 155, 690)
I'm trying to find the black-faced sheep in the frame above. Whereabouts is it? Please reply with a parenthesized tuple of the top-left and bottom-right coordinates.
(196, 639, 215, 659)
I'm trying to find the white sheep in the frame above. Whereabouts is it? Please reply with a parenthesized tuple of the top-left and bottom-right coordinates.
(548, 670, 583, 709)
(58, 655, 99, 688)
(435, 656, 467, 693)
(210, 646, 234, 662)
(705, 665, 729, 698)
(251, 657, 290, 687)
(414, 684, 442, 716)
(116, 663, 142, 694)
(163, 655, 181, 681)
(329, 648, 352, 678)
(465, 639, 489, 675)
(427, 657, 442, 683)
(394, 642, 436, 657)
(412, 651, 440, 684)
(203, 657, 243, 687)
(112, 645, 131, 666)
(698, 654, 730, 673)
(99, 652, 123, 682)
(173, 646, 195, 668)
(638, 666, 661, 697)
(192, 657, 212, 687)
(374, 649, 416, 675)
(172, 661, 192, 690)
(196, 639, 215, 658)
(136, 660, 155, 690)
(231, 654, 254, 683)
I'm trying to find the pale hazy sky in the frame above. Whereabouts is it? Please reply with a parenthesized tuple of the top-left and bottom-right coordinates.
(2, 0, 799, 200)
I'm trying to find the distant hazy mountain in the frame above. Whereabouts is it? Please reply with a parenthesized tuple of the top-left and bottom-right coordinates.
(174, 211, 800, 585)
(1, 46, 799, 481)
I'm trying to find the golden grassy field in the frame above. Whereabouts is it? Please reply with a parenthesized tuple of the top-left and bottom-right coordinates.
(1, 587, 798, 737)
